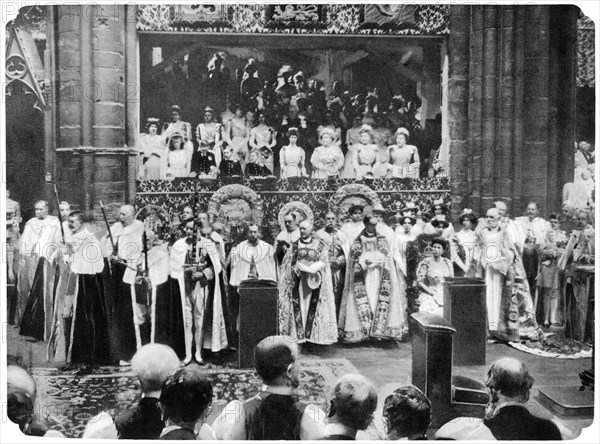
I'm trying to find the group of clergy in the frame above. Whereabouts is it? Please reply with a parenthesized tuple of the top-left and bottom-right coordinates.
(9, 194, 594, 372)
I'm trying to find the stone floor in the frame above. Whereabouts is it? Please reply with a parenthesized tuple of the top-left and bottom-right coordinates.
(6, 325, 595, 440)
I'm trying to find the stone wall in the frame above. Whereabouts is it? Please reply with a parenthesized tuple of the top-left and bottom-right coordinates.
(447, 5, 578, 217)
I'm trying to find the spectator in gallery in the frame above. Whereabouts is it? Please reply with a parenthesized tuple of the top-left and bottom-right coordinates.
(196, 106, 223, 165)
(223, 103, 250, 168)
(342, 117, 365, 178)
(317, 109, 342, 147)
(163, 105, 193, 154)
(139, 118, 167, 180)
(212, 336, 325, 440)
(245, 150, 273, 178)
(240, 58, 262, 104)
(383, 385, 431, 440)
(389, 127, 420, 179)
(311, 128, 345, 179)
(574, 139, 595, 178)
(114, 344, 181, 439)
(219, 145, 243, 179)
(321, 375, 378, 440)
(159, 364, 215, 440)
(164, 133, 191, 179)
(249, 110, 277, 175)
(352, 125, 379, 180)
(191, 140, 218, 179)
(279, 127, 308, 179)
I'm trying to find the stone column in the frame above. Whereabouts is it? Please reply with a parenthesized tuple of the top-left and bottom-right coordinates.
(55, 4, 137, 210)
(448, 5, 578, 217)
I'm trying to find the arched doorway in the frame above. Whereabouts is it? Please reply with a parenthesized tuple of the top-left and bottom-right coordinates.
(6, 81, 45, 222)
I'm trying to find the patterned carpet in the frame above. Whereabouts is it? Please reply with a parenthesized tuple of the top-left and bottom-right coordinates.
(32, 359, 361, 438)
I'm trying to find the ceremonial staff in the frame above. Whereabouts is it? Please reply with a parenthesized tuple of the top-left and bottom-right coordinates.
(99, 200, 116, 255)
(53, 183, 66, 244)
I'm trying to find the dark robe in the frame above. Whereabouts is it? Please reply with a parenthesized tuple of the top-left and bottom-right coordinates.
(153, 277, 186, 359)
(105, 260, 137, 362)
(19, 258, 59, 341)
(69, 274, 111, 366)
(484, 405, 562, 440)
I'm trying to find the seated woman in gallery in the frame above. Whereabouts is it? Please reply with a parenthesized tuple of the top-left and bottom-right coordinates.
(416, 237, 454, 316)
(138, 118, 166, 180)
(279, 128, 308, 179)
(249, 111, 277, 176)
(311, 128, 344, 179)
(352, 125, 379, 180)
(164, 133, 191, 179)
(223, 103, 250, 169)
(388, 127, 420, 179)
(245, 150, 273, 178)
(316, 110, 342, 147)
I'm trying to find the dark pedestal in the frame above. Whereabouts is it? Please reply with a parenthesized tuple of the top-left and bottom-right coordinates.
(538, 386, 594, 417)
(411, 312, 456, 427)
(568, 266, 595, 343)
(443, 277, 487, 366)
(238, 279, 278, 369)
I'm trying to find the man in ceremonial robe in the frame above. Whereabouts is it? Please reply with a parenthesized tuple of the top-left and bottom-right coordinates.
(102, 205, 145, 365)
(315, 212, 349, 320)
(340, 204, 365, 244)
(7, 190, 22, 325)
(476, 208, 540, 341)
(278, 221, 337, 345)
(46, 202, 74, 361)
(275, 213, 301, 270)
(170, 221, 229, 364)
(229, 225, 277, 336)
(338, 215, 408, 343)
(133, 231, 171, 346)
(60, 212, 110, 374)
(19, 201, 62, 342)
(514, 202, 549, 309)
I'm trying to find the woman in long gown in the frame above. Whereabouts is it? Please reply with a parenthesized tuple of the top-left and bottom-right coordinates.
(139, 118, 167, 180)
(455, 209, 478, 277)
(279, 128, 308, 179)
(249, 111, 277, 175)
(341, 117, 363, 178)
(389, 127, 420, 179)
(223, 104, 250, 169)
(416, 237, 454, 316)
(164, 133, 191, 178)
(162, 105, 193, 157)
(352, 126, 379, 179)
(311, 128, 344, 179)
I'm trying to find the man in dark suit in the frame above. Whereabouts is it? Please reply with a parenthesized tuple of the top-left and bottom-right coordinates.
(115, 344, 181, 439)
(321, 374, 378, 440)
(482, 357, 562, 440)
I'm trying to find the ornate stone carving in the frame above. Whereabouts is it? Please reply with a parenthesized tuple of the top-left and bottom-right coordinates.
(328, 184, 381, 220)
(207, 184, 264, 229)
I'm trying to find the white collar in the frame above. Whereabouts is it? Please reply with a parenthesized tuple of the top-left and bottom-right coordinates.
(324, 422, 357, 439)
(261, 384, 294, 396)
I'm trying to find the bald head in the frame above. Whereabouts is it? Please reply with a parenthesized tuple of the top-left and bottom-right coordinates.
(299, 220, 313, 239)
(486, 357, 533, 402)
(119, 205, 135, 226)
(254, 336, 298, 385)
(331, 374, 378, 431)
(7, 365, 36, 401)
(494, 201, 507, 217)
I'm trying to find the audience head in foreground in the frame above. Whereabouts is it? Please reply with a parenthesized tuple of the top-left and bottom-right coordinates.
(436, 357, 562, 441)
(159, 364, 213, 439)
(383, 385, 431, 440)
(323, 374, 378, 440)
(254, 335, 300, 388)
(114, 344, 181, 439)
